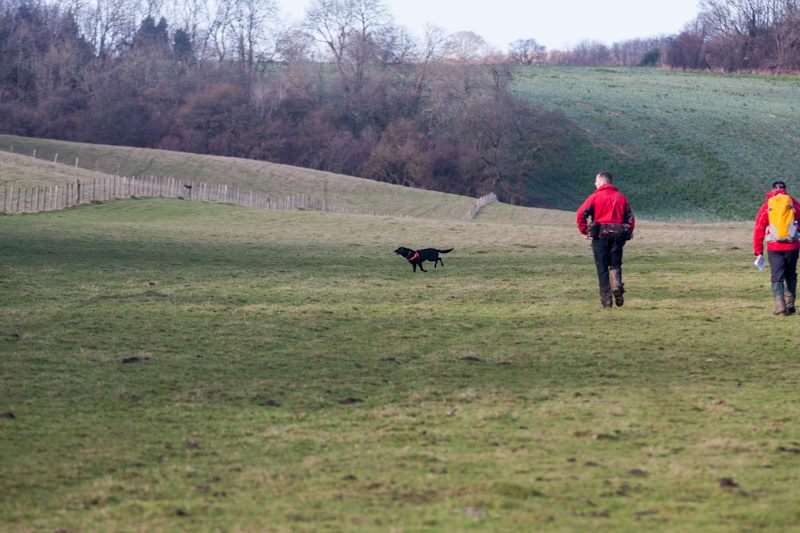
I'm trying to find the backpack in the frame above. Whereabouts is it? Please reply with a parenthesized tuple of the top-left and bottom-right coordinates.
(767, 194, 798, 242)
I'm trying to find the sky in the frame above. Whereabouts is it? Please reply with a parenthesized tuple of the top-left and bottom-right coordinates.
(279, 0, 700, 50)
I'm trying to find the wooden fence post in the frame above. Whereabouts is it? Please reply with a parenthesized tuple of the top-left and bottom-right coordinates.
(77, 180, 81, 205)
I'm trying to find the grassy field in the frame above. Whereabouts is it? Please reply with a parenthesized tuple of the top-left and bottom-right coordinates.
(3, 199, 800, 531)
(0, 135, 476, 220)
(0, 151, 109, 187)
(514, 66, 800, 218)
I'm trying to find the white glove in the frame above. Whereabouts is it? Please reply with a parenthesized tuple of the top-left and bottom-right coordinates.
(754, 254, 765, 272)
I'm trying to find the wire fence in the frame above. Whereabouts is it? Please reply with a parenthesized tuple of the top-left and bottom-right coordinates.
(1, 175, 497, 220)
(0, 144, 497, 219)
(0, 175, 352, 215)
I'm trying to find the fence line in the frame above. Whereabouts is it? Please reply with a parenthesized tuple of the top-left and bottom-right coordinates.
(0, 146, 497, 219)
(0, 175, 360, 215)
(467, 192, 499, 219)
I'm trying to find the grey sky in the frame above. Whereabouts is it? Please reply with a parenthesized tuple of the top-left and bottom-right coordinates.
(280, 0, 700, 50)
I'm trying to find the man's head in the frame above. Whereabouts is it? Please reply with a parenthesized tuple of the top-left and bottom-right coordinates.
(772, 180, 787, 191)
(595, 171, 613, 189)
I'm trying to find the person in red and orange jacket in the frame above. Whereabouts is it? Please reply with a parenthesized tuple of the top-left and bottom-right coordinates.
(576, 171, 635, 308)
(753, 180, 800, 315)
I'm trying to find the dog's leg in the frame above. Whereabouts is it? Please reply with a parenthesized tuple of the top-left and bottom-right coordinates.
(412, 263, 417, 272)
(419, 262, 427, 272)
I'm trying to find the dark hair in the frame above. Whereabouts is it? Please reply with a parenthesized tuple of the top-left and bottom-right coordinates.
(773, 180, 787, 190)
(597, 171, 614, 183)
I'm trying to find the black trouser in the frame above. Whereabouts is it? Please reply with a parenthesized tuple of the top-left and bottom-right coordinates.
(592, 236, 626, 292)
(768, 249, 799, 293)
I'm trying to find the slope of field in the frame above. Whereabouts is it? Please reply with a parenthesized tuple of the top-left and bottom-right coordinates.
(3, 199, 800, 531)
(0, 151, 109, 186)
(0, 135, 478, 220)
(514, 67, 800, 219)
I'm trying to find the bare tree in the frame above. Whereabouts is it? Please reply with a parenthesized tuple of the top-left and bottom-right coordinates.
(207, 0, 235, 61)
(508, 38, 546, 65)
(275, 25, 316, 62)
(698, 0, 790, 68)
(442, 30, 491, 63)
(164, 0, 209, 56)
(410, 24, 446, 106)
(81, 0, 139, 57)
(558, 40, 611, 65)
(229, 0, 277, 71)
(303, 0, 390, 94)
(373, 24, 416, 64)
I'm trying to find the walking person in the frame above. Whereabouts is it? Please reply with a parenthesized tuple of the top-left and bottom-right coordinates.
(753, 180, 800, 315)
(576, 171, 635, 308)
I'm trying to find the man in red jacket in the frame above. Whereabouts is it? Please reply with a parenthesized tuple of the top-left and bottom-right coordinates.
(753, 180, 800, 315)
(576, 171, 635, 308)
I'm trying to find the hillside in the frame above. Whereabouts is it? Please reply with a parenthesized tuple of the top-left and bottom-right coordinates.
(0, 151, 108, 186)
(514, 66, 800, 219)
(0, 135, 577, 224)
(0, 135, 482, 220)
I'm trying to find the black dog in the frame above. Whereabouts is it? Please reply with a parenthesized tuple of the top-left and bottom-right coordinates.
(394, 247, 453, 272)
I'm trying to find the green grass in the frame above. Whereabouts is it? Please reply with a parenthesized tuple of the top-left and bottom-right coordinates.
(0, 135, 476, 220)
(514, 66, 800, 219)
(3, 199, 800, 531)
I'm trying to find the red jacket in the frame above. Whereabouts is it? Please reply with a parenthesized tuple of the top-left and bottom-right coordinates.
(753, 189, 800, 255)
(576, 184, 635, 236)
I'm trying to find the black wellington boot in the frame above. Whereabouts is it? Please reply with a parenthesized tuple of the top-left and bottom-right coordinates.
(609, 268, 624, 307)
(773, 282, 787, 315)
(785, 275, 797, 315)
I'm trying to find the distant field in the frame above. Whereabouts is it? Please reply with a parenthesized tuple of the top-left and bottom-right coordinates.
(514, 66, 800, 219)
(4, 199, 800, 530)
(0, 135, 478, 220)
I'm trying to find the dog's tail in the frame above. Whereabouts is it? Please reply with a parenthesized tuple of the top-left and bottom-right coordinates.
(438, 248, 454, 254)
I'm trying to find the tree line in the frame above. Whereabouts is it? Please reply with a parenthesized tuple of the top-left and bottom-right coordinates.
(543, 0, 800, 71)
(0, 0, 586, 202)
(665, 0, 800, 71)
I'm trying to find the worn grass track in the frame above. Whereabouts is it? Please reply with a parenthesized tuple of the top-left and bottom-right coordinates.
(2, 200, 800, 531)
